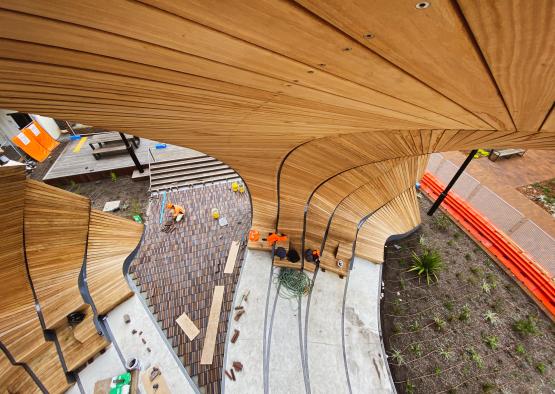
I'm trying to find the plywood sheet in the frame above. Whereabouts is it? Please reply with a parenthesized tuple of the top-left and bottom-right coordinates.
(200, 286, 224, 365)
(176, 312, 200, 341)
(224, 241, 240, 274)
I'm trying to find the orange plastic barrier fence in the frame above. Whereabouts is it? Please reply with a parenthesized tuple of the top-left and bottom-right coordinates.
(420, 172, 555, 317)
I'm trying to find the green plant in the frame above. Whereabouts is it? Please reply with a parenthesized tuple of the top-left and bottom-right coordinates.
(470, 266, 483, 277)
(447, 240, 454, 247)
(459, 304, 471, 322)
(406, 381, 415, 394)
(484, 310, 499, 325)
(434, 316, 446, 331)
(390, 348, 405, 365)
(110, 171, 117, 182)
(408, 249, 443, 284)
(484, 335, 499, 350)
(464, 253, 471, 261)
(444, 300, 454, 311)
(513, 316, 539, 336)
(439, 347, 453, 360)
(409, 320, 420, 332)
(453, 232, 461, 240)
(393, 323, 402, 334)
(410, 343, 422, 357)
(481, 280, 492, 294)
(419, 234, 427, 247)
(467, 348, 484, 368)
(399, 277, 406, 290)
(434, 366, 441, 376)
(515, 344, 526, 355)
(433, 214, 451, 231)
(130, 199, 142, 217)
(482, 382, 496, 393)
(536, 362, 546, 374)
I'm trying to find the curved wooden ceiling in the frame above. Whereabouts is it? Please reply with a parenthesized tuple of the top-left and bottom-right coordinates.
(0, 0, 553, 272)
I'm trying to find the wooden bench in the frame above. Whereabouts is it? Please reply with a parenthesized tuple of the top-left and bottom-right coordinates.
(88, 133, 140, 149)
(488, 148, 526, 161)
(92, 145, 128, 160)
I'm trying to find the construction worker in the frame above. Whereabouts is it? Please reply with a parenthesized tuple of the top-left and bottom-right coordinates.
(166, 202, 185, 222)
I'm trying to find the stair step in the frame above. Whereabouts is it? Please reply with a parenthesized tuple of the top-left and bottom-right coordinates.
(132, 168, 149, 181)
(151, 174, 240, 192)
(150, 168, 236, 187)
(150, 164, 230, 182)
(149, 160, 224, 176)
(149, 155, 212, 170)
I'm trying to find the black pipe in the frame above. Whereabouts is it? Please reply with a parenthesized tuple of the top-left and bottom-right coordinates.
(427, 149, 477, 216)
(119, 133, 144, 173)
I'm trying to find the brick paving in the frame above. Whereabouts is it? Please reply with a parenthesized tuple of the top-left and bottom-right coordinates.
(130, 182, 251, 393)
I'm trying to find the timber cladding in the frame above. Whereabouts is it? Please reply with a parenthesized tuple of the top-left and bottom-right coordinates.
(0, 1, 553, 278)
(0, 0, 553, 391)
(0, 166, 143, 392)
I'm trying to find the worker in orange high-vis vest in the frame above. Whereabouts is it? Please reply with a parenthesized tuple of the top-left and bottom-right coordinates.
(166, 202, 185, 222)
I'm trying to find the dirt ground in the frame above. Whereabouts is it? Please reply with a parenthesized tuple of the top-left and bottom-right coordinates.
(381, 196, 555, 393)
(61, 175, 150, 220)
(518, 178, 555, 217)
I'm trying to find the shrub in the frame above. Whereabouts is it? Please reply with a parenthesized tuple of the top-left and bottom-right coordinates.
(408, 249, 443, 284)
(467, 348, 484, 368)
(536, 363, 546, 374)
(410, 343, 422, 357)
(484, 310, 500, 325)
(433, 214, 451, 231)
(514, 316, 539, 336)
(481, 280, 492, 294)
(484, 335, 499, 350)
(110, 171, 117, 182)
(434, 316, 446, 331)
(443, 300, 454, 311)
(390, 348, 405, 365)
(406, 381, 415, 394)
(515, 344, 526, 355)
(439, 347, 453, 360)
(459, 304, 471, 322)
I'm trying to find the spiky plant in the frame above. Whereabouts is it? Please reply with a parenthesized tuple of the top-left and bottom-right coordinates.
(408, 249, 443, 284)
(439, 347, 453, 360)
(484, 310, 500, 325)
(481, 280, 492, 294)
(484, 335, 499, 350)
(514, 316, 539, 336)
(390, 348, 405, 365)
(433, 316, 446, 331)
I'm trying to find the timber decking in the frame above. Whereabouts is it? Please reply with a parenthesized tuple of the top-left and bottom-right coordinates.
(42, 136, 201, 182)
(130, 182, 250, 392)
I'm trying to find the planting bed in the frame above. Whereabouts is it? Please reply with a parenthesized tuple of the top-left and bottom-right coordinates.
(381, 196, 555, 393)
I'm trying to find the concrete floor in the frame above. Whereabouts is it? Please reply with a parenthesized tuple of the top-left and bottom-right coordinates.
(105, 294, 198, 393)
(224, 250, 393, 393)
(66, 346, 125, 394)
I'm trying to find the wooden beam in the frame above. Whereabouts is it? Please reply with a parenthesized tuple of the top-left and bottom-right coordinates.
(200, 286, 224, 365)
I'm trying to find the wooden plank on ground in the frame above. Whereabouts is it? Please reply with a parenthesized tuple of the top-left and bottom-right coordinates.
(176, 312, 200, 340)
(224, 241, 240, 274)
(140, 366, 170, 394)
(200, 286, 224, 365)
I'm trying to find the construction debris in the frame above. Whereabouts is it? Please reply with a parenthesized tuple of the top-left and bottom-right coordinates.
(149, 367, 161, 382)
(224, 370, 234, 381)
(234, 306, 244, 311)
(232, 362, 243, 372)
(132, 329, 137, 335)
(123, 314, 131, 324)
(103, 200, 121, 212)
(234, 310, 245, 321)
(230, 369, 236, 381)
(231, 329, 240, 344)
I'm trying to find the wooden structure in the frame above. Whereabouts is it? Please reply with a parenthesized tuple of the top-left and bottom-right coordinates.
(0, 165, 142, 392)
(0, 0, 553, 389)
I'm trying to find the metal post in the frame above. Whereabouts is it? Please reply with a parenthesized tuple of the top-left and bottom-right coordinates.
(65, 120, 76, 136)
(119, 132, 144, 173)
(427, 149, 477, 216)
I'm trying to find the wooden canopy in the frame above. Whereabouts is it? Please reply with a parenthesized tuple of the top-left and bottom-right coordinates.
(0, 0, 553, 276)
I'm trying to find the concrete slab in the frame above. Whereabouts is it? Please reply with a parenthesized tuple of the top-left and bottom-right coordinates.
(74, 345, 126, 393)
(224, 251, 393, 393)
(105, 294, 197, 393)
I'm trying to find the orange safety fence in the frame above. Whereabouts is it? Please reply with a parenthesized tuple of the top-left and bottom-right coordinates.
(420, 172, 555, 318)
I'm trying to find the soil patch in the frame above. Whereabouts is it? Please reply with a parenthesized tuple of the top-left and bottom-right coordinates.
(60, 175, 149, 220)
(381, 196, 555, 393)
(518, 179, 555, 217)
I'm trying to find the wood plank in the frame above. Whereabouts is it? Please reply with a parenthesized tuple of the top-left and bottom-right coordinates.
(200, 286, 224, 365)
(223, 241, 240, 274)
(458, 0, 555, 130)
(175, 312, 200, 341)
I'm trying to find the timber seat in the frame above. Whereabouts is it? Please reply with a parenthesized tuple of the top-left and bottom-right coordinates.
(488, 148, 526, 161)
(91, 144, 128, 160)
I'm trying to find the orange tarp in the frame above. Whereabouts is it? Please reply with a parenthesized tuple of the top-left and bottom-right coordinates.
(11, 131, 50, 162)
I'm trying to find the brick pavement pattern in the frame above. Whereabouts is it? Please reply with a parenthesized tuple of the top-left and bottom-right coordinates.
(130, 182, 251, 393)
